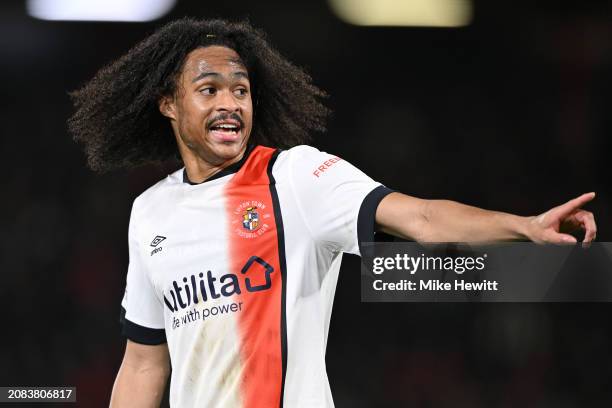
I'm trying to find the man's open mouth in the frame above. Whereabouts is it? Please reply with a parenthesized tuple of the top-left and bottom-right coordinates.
(209, 121, 242, 135)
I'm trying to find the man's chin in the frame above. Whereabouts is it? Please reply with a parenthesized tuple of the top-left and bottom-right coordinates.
(208, 139, 247, 162)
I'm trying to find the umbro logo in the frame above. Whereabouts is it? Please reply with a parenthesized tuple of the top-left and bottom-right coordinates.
(151, 236, 166, 247)
(150, 235, 166, 256)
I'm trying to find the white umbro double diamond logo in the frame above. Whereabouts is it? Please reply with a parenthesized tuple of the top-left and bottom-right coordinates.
(150, 235, 166, 256)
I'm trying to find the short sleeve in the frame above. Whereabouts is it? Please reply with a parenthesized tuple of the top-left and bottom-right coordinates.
(287, 146, 394, 255)
(119, 200, 167, 345)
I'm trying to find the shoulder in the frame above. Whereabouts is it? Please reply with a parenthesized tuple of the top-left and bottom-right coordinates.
(280, 144, 330, 161)
(273, 144, 342, 175)
(273, 144, 361, 181)
(131, 168, 184, 217)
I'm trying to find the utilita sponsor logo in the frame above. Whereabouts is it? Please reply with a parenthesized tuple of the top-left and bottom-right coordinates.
(163, 256, 274, 312)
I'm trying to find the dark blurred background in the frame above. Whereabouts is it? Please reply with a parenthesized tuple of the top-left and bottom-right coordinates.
(1, 0, 611, 406)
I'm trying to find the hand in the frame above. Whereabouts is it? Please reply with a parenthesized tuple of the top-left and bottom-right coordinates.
(526, 192, 597, 245)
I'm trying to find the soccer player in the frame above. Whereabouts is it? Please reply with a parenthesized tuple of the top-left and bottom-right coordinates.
(68, 18, 597, 408)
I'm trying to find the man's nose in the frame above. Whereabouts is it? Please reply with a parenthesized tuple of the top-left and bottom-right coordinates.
(216, 89, 240, 112)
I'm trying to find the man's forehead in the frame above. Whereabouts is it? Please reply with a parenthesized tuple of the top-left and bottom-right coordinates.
(184, 46, 247, 74)
(195, 58, 244, 73)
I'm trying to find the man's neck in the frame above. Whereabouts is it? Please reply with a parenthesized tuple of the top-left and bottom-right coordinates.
(182, 148, 247, 184)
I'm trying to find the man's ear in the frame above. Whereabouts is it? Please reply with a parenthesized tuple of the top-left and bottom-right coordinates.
(158, 94, 177, 120)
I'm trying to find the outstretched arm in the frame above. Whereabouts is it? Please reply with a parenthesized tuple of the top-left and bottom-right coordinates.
(375, 192, 597, 244)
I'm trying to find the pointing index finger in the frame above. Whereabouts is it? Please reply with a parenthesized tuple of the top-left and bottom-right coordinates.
(554, 192, 596, 219)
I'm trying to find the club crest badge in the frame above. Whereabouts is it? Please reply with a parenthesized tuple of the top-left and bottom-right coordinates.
(233, 200, 272, 239)
(242, 207, 260, 231)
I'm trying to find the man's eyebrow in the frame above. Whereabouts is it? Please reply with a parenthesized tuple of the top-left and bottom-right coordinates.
(232, 71, 249, 80)
(191, 70, 249, 83)
(192, 72, 219, 83)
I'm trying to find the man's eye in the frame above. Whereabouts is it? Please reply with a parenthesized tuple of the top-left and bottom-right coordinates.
(234, 88, 248, 96)
(200, 87, 216, 95)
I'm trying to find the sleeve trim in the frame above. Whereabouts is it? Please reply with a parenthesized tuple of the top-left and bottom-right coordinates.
(357, 185, 395, 257)
(120, 307, 167, 345)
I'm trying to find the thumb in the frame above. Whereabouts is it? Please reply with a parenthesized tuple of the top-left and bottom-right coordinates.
(547, 231, 577, 244)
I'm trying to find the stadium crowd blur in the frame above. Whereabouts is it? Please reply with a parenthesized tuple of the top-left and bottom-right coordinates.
(1, 1, 611, 406)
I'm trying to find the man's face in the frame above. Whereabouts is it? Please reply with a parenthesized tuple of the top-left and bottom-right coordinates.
(163, 46, 253, 166)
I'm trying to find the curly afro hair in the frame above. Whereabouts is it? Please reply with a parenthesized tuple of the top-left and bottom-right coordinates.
(68, 18, 330, 172)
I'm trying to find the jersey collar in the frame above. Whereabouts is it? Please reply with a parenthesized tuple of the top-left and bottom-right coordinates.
(182, 144, 255, 185)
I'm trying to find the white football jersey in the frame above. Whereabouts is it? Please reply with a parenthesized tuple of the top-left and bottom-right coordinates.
(120, 144, 392, 407)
